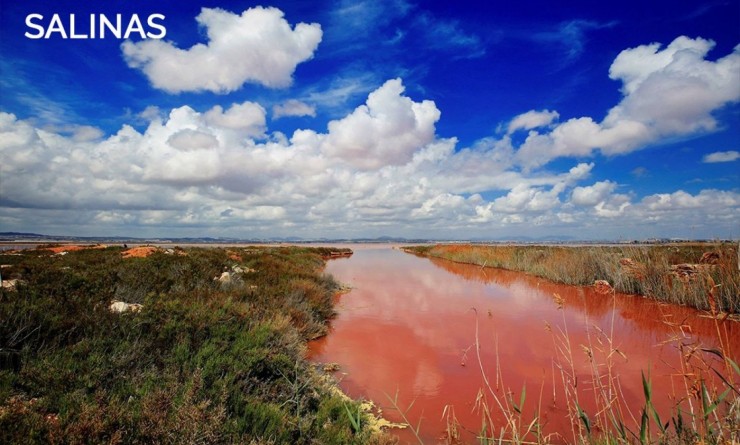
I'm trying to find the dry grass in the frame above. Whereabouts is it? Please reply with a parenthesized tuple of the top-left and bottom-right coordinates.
(405, 243, 740, 314)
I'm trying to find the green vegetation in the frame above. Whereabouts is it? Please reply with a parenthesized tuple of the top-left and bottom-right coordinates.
(0, 245, 394, 444)
(405, 243, 739, 313)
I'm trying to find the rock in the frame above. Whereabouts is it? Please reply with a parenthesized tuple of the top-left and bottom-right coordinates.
(1, 279, 24, 291)
(670, 263, 714, 282)
(323, 363, 341, 372)
(110, 301, 143, 313)
(230, 265, 255, 274)
(594, 280, 613, 295)
(699, 251, 721, 265)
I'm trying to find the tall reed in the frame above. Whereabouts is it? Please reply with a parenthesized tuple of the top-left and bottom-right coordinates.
(405, 243, 739, 313)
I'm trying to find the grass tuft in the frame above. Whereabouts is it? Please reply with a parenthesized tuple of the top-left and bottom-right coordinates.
(0, 245, 395, 444)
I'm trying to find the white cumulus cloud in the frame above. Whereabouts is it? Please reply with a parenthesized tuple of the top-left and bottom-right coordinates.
(703, 150, 740, 163)
(321, 78, 441, 170)
(122, 6, 322, 93)
(515, 36, 740, 168)
(2, 40, 740, 240)
(273, 100, 317, 119)
(167, 129, 219, 151)
(571, 180, 618, 206)
(604, 37, 740, 139)
(204, 102, 266, 136)
(507, 110, 559, 134)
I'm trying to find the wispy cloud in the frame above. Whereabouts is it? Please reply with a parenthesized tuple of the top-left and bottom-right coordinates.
(329, 0, 411, 36)
(679, 0, 731, 21)
(532, 20, 618, 65)
(0, 59, 81, 125)
(413, 12, 486, 58)
(303, 71, 380, 112)
(323, 0, 411, 54)
(324, 1, 485, 59)
(631, 166, 650, 178)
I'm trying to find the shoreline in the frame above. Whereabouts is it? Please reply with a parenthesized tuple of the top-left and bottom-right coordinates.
(403, 243, 739, 315)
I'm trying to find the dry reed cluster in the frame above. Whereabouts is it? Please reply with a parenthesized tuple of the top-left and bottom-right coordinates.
(405, 243, 739, 314)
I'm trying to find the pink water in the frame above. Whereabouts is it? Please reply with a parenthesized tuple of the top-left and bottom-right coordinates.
(308, 246, 738, 444)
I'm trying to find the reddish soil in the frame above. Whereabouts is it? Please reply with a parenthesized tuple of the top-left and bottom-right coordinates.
(122, 246, 160, 258)
(43, 245, 107, 254)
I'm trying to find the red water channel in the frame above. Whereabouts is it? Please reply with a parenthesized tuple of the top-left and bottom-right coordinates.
(307, 246, 739, 444)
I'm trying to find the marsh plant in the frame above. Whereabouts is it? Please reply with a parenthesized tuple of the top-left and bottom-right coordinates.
(0, 245, 394, 444)
(406, 243, 739, 314)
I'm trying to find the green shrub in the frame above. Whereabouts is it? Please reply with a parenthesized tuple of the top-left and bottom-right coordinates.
(0, 245, 381, 444)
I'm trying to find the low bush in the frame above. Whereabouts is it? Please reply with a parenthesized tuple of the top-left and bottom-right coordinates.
(0, 246, 394, 444)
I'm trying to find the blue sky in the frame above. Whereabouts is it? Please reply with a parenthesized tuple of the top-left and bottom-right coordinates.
(0, 0, 738, 240)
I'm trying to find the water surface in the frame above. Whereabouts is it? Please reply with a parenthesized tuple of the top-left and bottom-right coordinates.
(308, 247, 737, 443)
